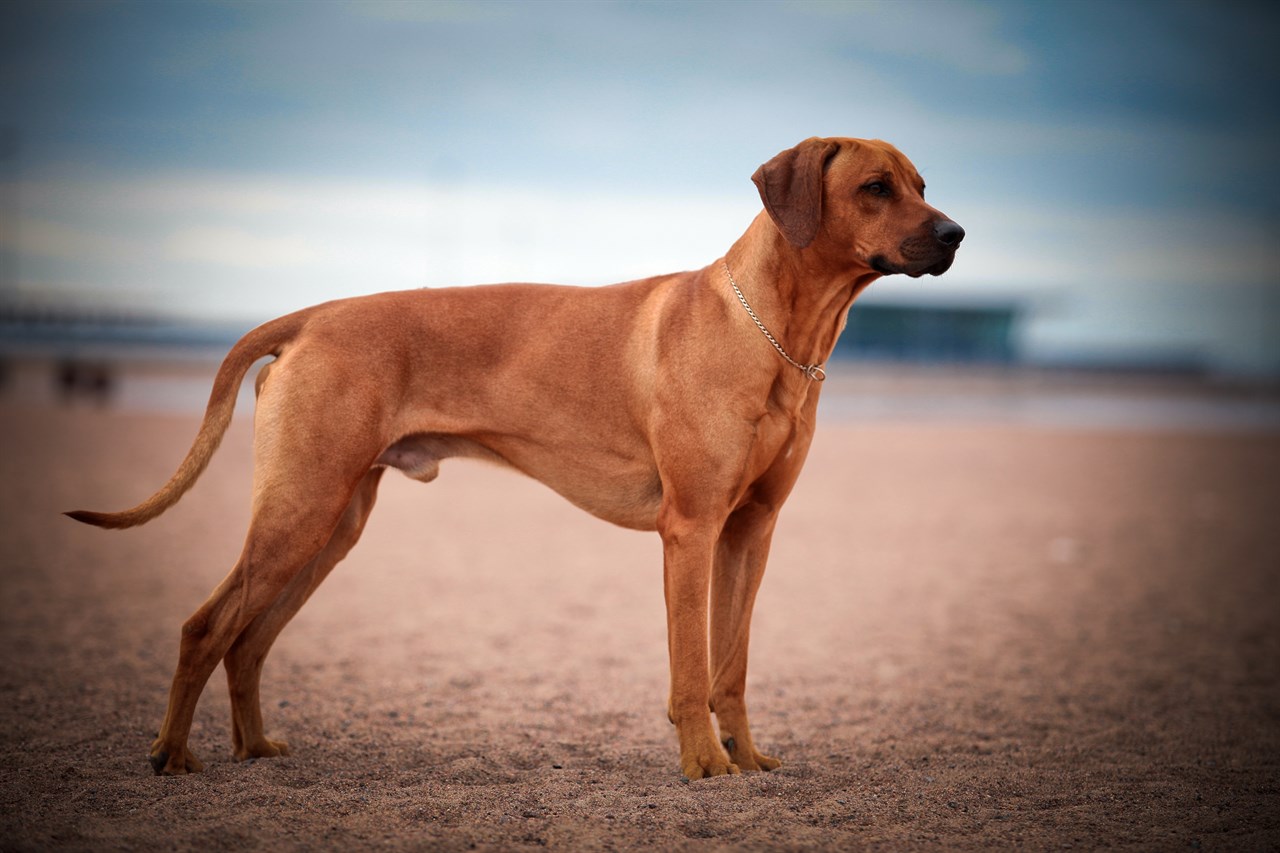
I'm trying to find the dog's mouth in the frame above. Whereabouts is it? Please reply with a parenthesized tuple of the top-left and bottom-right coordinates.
(919, 255, 955, 277)
(870, 253, 955, 278)
(870, 255, 896, 276)
(871, 226, 962, 278)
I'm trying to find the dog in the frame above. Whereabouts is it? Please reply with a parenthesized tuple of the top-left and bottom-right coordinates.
(68, 137, 964, 779)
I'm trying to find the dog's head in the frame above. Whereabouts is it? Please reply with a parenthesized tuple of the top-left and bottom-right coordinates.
(752, 137, 963, 278)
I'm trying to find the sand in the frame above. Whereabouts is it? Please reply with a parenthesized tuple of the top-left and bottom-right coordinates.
(1, 389, 1277, 850)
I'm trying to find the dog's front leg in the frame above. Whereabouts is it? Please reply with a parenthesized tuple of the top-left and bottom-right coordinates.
(710, 502, 783, 771)
(660, 511, 740, 780)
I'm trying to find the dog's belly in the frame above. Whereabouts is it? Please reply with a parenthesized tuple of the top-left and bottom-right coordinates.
(377, 433, 663, 531)
(523, 457, 664, 531)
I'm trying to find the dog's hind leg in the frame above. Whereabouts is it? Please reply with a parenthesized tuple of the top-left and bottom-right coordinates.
(223, 466, 385, 762)
(148, 373, 384, 776)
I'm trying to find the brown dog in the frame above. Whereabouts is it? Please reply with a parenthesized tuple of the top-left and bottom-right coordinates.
(68, 137, 963, 779)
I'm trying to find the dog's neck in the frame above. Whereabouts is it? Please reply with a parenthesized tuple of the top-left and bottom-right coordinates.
(724, 213, 880, 374)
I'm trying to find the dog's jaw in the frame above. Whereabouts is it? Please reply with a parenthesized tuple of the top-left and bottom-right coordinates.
(868, 254, 955, 278)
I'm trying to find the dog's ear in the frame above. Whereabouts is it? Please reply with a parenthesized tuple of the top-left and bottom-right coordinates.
(752, 138, 840, 249)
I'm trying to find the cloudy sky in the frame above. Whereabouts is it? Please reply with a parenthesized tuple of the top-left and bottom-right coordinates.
(2, 0, 1278, 373)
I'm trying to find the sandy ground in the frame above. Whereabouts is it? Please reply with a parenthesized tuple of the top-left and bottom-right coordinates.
(1, 381, 1278, 850)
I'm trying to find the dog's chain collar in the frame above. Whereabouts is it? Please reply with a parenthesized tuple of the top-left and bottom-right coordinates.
(722, 260, 826, 382)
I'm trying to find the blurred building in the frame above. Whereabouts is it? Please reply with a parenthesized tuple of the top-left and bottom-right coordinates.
(837, 301, 1020, 364)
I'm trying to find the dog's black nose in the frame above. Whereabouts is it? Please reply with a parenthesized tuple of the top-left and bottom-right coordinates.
(933, 220, 965, 247)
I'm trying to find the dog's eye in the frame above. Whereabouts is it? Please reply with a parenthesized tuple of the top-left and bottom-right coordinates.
(863, 181, 891, 197)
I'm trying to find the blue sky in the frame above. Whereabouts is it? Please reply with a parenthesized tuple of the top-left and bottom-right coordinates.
(2, 0, 1278, 372)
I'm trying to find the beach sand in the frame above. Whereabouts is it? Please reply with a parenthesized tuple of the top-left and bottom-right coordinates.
(1, 388, 1277, 850)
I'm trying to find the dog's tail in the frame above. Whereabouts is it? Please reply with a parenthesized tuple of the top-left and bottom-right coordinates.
(64, 311, 308, 530)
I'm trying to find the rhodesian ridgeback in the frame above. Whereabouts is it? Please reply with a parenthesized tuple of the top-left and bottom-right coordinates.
(68, 137, 964, 779)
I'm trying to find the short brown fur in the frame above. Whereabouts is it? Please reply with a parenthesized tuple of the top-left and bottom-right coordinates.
(68, 137, 963, 779)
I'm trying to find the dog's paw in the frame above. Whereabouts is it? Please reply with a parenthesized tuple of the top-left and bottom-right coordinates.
(722, 736, 781, 772)
(149, 744, 205, 776)
(680, 745, 740, 780)
(234, 737, 291, 762)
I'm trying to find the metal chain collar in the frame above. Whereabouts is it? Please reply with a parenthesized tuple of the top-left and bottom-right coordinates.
(722, 260, 826, 382)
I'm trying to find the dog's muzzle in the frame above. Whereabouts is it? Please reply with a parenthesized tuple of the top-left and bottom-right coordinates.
(872, 218, 965, 278)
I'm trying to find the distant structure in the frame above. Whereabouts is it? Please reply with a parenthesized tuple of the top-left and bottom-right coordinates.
(0, 303, 250, 402)
(836, 302, 1019, 364)
(0, 304, 248, 353)
(0, 125, 17, 296)
(3, 298, 1229, 377)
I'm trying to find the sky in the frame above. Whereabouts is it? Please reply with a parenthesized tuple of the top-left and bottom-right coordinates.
(2, 0, 1279, 374)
